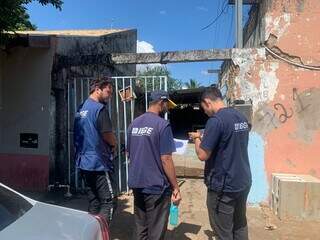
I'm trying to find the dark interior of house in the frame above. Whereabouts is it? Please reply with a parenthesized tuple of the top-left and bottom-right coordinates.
(169, 106, 208, 140)
(169, 88, 208, 139)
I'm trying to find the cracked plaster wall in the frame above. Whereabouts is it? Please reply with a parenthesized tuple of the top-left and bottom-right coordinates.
(221, 0, 320, 203)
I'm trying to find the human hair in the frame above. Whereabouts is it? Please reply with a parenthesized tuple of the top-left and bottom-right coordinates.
(89, 77, 112, 94)
(201, 87, 223, 102)
(149, 99, 162, 107)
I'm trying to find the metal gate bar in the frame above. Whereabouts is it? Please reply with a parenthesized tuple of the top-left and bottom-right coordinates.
(67, 82, 71, 190)
(67, 76, 168, 193)
(73, 78, 79, 190)
(122, 77, 129, 193)
(114, 78, 121, 193)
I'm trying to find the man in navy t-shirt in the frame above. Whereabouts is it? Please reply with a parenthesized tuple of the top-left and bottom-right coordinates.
(127, 90, 182, 240)
(189, 87, 252, 240)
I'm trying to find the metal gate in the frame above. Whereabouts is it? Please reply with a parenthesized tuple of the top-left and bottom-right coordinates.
(67, 76, 168, 193)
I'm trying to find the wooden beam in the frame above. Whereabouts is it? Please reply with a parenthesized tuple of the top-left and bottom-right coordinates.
(54, 49, 232, 69)
(112, 49, 232, 64)
(228, 0, 259, 4)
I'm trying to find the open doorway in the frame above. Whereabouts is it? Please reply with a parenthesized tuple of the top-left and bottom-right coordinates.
(169, 88, 209, 140)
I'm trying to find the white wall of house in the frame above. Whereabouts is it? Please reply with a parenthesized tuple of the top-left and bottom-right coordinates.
(0, 47, 54, 155)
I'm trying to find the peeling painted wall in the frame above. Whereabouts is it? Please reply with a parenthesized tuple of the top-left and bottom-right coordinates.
(221, 0, 320, 204)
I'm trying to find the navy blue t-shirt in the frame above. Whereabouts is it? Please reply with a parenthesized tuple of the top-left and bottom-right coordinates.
(201, 107, 252, 193)
(127, 112, 176, 194)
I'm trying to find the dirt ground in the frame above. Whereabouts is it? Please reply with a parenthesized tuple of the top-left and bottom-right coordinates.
(45, 179, 319, 240)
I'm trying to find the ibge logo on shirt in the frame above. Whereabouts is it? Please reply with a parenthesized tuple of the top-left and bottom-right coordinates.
(132, 127, 154, 136)
(234, 122, 249, 132)
(79, 110, 88, 118)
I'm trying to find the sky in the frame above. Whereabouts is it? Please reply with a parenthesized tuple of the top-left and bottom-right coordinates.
(27, 0, 251, 87)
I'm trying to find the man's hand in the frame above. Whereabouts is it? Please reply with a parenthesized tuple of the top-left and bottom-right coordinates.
(189, 131, 211, 161)
(188, 131, 201, 142)
(171, 188, 182, 206)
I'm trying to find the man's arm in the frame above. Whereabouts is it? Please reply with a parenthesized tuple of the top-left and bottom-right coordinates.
(194, 137, 212, 161)
(189, 117, 221, 162)
(161, 154, 179, 191)
(160, 125, 181, 205)
(102, 132, 117, 149)
(98, 107, 117, 152)
(161, 154, 181, 205)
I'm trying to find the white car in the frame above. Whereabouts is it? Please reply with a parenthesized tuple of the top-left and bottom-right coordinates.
(0, 183, 109, 240)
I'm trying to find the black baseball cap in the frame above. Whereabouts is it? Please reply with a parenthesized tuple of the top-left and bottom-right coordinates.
(150, 90, 177, 109)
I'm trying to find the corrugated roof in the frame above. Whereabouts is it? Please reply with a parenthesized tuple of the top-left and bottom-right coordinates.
(14, 29, 128, 37)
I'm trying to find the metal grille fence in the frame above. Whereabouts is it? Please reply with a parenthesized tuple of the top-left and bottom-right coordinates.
(67, 76, 168, 193)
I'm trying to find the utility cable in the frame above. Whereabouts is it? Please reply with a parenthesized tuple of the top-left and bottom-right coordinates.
(264, 45, 320, 71)
(201, 0, 229, 31)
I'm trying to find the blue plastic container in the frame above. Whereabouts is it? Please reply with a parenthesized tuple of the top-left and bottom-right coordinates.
(169, 203, 179, 226)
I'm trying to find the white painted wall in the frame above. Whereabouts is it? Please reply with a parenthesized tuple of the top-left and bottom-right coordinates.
(0, 47, 54, 155)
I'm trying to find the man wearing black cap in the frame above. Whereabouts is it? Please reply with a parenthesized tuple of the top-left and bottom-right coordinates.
(127, 90, 181, 240)
(74, 77, 117, 225)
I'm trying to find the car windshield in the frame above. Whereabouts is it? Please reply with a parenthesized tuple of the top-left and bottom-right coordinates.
(0, 185, 33, 231)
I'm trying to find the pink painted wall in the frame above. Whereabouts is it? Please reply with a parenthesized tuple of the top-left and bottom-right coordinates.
(221, 0, 320, 202)
(262, 0, 320, 181)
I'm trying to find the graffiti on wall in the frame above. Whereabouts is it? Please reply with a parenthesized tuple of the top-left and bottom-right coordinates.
(253, 87, 320, 141)
(248, 87, 320, 203)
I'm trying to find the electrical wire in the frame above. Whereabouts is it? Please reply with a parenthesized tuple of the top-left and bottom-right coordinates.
(264, 45, 320, 71)
(201, 0, 229, 31)
(216, 1, 224, 46)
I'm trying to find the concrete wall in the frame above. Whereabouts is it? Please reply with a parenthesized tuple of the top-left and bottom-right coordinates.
(0, 46, 54, 191)
(55, 29, 137, 76)
(0, 51, 4, 145)
(220, 0, 320, 204)
(0, 29, 137, 191)
(50, 29, 137, 187)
